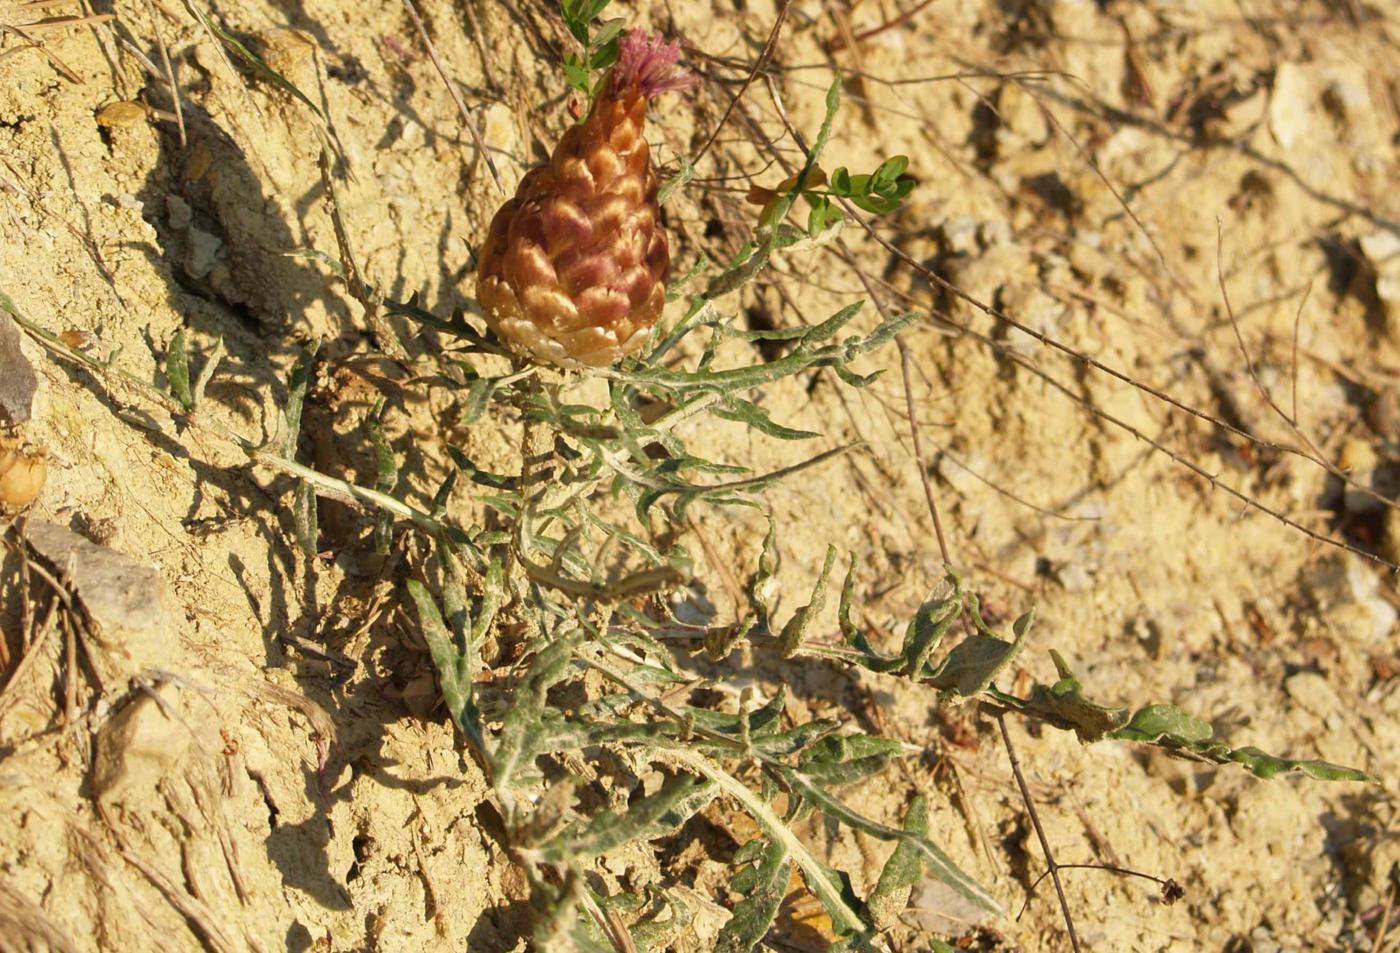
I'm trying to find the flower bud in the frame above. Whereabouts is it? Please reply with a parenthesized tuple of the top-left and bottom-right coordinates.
(476, 31, 695, 368)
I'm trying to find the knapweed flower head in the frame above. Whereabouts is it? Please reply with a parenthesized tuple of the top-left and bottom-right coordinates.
(475, 31, 696, 368)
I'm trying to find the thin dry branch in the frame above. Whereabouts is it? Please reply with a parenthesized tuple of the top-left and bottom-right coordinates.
(691, 0, 791, 166)
(1010, 74, 1184, 292)
(0, 589, 59, 717)
(937, 443, 1099, 524)
(400, 0, 503, 194)
(997, 713, 1083, 953)
(2, 6, 115, 82)
(823, 177, 1400, 569)
(1215, 223, 1398, 515)
(827, 0, 938, 51)
(141, 0, 185, 146)
(897, 339, 952, 565)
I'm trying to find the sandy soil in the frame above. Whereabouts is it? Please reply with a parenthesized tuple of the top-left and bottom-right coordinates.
(2, 0, 1399, 950)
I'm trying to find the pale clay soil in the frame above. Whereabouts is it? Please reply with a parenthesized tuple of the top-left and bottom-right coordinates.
(2, 1, 1399, 951)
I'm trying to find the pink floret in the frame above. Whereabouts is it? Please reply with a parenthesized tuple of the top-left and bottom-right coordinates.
(611, 30, 698, 99)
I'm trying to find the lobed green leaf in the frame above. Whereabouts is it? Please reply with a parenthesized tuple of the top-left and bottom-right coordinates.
(1109, 704, 1377, 782)
(536, 774, 718, 863)
(716, 839, 791, 953)
(797, 734, 906, 786)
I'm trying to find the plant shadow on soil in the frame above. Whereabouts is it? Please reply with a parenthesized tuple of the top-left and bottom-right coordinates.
(115, 55, 514, 915)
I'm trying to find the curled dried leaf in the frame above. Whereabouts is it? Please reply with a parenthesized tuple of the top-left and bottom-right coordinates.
(95, 100, 148, 129)
(745, 169, 830, 208)
(0, 437, 48, 513)
(58, 329, 93, 349)
(745, 185, 777, 206)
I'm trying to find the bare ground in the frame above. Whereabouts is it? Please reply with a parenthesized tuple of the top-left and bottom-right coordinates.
(2, 1, 1399, 951)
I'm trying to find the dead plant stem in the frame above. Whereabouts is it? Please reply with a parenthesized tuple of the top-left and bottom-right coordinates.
(400, 0, 503, 194)
(897, 338, 951, 566)
(692, 0, 791, 166)
(761, 72, 1090, 951)
(142, 0, 185, 147)
(998, 713, 1083, 953)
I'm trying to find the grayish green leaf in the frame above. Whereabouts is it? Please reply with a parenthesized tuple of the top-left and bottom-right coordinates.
(866, 796, 929, 930)
(778, 767, 1001, 916)
(716, 839, 791, 953)
(778, 545, 838, 657)
(537, 774, 718, 862)
(926, 609, 1031, 703)
(165, 330, 192, 410)
(796, 734, 905, 786)
(1109, 704, 1377, 782)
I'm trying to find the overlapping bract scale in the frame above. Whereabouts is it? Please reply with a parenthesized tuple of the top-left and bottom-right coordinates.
(476, 31, 691, 368)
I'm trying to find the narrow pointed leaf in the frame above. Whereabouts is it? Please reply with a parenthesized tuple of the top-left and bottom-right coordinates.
(777, 767, 1001, 916)
(866, 796, 928, 930)
(165, 330, 192, 410)
(537, 775, 718, 862)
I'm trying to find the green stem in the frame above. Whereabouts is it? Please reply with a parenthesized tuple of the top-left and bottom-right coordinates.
(249, 449, 476, 550)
